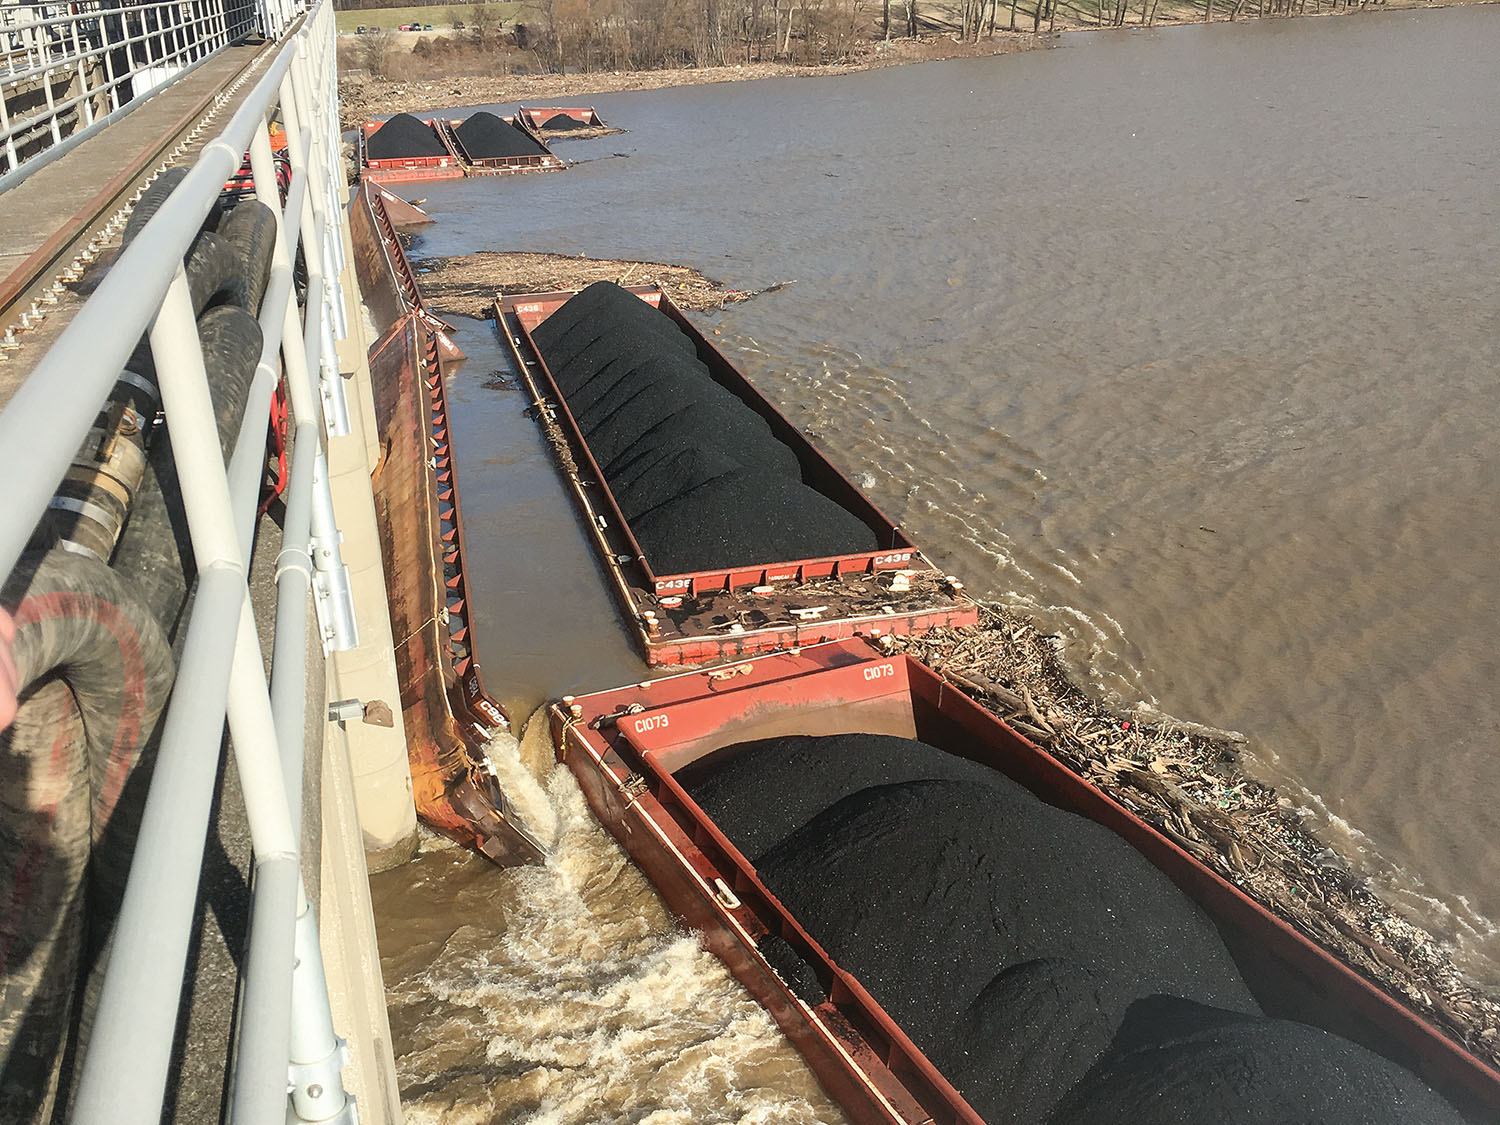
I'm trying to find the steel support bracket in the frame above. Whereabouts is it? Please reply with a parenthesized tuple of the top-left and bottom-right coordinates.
(287, 1037, 358, 1125)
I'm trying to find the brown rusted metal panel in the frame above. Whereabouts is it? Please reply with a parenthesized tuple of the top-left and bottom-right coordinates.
(558, 640, 1500, 1124)
(367, 182, 434, 231)
(356, 189, 540, 866)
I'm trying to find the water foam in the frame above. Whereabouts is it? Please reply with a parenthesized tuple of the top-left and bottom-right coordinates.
(393, 756, 846, 1125)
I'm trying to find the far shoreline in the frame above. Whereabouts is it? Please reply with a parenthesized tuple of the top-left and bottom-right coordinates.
(338, 0, 1491, 127)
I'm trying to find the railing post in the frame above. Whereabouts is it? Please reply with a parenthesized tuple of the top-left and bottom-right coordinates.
(274, 67, 358, 649)
(69, 267, 249, 1125)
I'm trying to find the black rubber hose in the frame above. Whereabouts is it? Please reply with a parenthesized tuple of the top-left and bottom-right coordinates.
(216, 200, 278, 317)
(0, 549, 174, 1125)
(182, 230, 251, 316)
(112, 304, 264, 636)
(119, 167, 189, 247)
(120, 176, 249, 380)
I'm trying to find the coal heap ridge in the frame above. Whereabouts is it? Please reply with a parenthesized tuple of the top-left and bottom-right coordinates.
(531, 282, 878, 574)
(366, 113, 447, 159)
(685, 732, 1463, 1125)
(456, 111, 549, 159)
(541, 112, 589, 130)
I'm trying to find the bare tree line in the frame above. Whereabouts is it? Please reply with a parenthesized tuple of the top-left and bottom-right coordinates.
(347, 0, 1396, 77)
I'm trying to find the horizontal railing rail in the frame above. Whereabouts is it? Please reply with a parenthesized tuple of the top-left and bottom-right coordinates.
(0, 0, 366, 1120)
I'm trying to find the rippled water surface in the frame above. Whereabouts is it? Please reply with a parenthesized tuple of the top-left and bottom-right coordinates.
(376, 7, 1500, 1118)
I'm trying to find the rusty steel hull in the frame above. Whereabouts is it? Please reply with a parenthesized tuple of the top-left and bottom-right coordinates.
(353, 184, 542, 866)
(497, 287, 978, 665)
(555, 640, 1500, 1124)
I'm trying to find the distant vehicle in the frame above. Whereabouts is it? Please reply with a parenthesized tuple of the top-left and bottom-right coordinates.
(355, 24, 366, 33)
(452, 19, 464, 28)
(398, 22, 416, 31)
(423, 23, 433, 29)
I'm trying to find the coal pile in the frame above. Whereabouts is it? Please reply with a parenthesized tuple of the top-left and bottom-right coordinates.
(685, 733, 1462, 1124)
(531, 282, 878, 574)
(540, 112, 589, 130)
(1055, 996, 1463, 1124)
(455, 112, 549, 159)
(366, 113, 446, 159)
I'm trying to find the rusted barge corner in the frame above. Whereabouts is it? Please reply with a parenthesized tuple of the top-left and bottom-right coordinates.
(352, 182, 545, 867)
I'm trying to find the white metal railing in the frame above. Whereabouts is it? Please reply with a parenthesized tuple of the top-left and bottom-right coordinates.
(0, 0, 297, 184)
(0, 0, 366, 1120)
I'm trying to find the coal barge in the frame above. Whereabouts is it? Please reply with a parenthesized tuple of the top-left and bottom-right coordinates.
(498, 283, 979, 664)
(552, 639, 1500, 1123)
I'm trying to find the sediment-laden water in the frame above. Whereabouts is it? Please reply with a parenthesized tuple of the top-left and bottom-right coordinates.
(373, 7, 1500, 1119)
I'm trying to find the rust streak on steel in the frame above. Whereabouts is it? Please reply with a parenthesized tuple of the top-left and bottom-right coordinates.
(353, 182, 543, 866)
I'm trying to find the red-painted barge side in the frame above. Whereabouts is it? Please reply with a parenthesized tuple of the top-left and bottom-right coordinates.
(357, 118, 466, 184)
(497, 287, 979, 665)
(437, 117, 566, 175)
(554, 639, 1500, 1123)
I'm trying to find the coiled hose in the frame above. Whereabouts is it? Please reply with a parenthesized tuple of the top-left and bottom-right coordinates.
(0, 169, 276, 1123)
(0, 550, 173, 1122)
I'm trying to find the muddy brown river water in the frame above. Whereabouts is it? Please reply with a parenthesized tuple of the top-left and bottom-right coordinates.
(370, 8, 1500, 1120)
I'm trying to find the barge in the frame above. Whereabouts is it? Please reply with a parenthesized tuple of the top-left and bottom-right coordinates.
(497, 286, 979, 665)
(356, 117, 465, 184)
(436, 115, 566, 176)
(353, 182, 544, 865)
(517, 105, 617, 138)
(551, 639, 1500, 1123)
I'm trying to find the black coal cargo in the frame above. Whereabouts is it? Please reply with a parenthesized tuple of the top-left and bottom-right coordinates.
(531, 282, 879, 573)
(455, 112, 549, 158)
(686, 733, 1464, 1125)
(366, 113, 447, 159)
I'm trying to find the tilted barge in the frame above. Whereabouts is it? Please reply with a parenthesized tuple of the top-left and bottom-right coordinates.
(551, 639, 1500, 1123)
(497, 286, 978, 665)
(353, 182, 544, 865)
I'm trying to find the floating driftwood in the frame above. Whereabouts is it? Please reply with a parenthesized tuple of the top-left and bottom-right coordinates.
(414, 251, 791, 319)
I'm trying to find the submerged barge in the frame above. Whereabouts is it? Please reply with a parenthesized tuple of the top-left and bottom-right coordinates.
(552, 639, 1500, 1123)
(498, 286, 978, 664)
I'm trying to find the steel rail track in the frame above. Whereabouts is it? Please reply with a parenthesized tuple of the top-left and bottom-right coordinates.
(0, 36, 282, 344)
